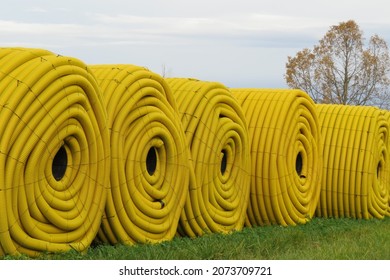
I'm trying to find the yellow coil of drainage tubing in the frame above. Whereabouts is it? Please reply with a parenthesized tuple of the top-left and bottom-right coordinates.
(0, 48, 110, 257)
(382, 109, 390, 216)
(316, 104, 389, 219)
(89, 65, 190, 245)
(165, 78, 251, 237)
(230, 89, 322, 227)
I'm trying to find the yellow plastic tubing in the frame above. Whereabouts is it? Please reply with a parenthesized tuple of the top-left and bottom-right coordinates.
(231, 89, 322, 226)
(316, 104, 389, 219)
(0, 48, 110, 257)
(383, 110, 390, 216)
(90, 65, 190, 245)
(165, 78, 251, 237)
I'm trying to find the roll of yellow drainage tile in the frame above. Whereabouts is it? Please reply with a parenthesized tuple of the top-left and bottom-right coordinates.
(0, 47, 110, 257)
(231, 89, 322, 226)
(165, 78, 250, 237)
(382, 110, 390, 216)
(316, 104, 389, 219)
(90, 65, 190, 245)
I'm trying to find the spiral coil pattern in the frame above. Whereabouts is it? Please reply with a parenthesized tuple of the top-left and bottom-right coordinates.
(0, 48, 110, 256)
(316, 104, 389, 219)
(166, 78, 251, 237)
(1, 46, 389, 258)
(90, 65, 190, 244)
(231, 89, 322, 226)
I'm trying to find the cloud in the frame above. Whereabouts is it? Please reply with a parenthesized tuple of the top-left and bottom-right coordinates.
(0, 19, 102, 51)
(1, 0, 389, 90)
(28, 7, 48, 13)
(0, 20, 83, 35)
(2, 9, 389, 54)
(4, 3, 389, 52)
(89, 12, 330, 48)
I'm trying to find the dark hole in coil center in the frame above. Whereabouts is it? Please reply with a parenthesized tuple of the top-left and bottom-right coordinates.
(296, 152, 303, 176)
(377, 162, 382, 179)
(52, 145, 67, 181)
(221, 149, 227, 175)
(146, 147, 157, 175)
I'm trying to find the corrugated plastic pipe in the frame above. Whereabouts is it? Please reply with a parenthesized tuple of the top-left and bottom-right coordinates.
(383, 109, 390, 216)
(165, 78, 251, 237)
(231, 89, 322, 226)
(0, 48, 110, 257)
(90, 65, 190, 245)
(316, 104, 389, 219)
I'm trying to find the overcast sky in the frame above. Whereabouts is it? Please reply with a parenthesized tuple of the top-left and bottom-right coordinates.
(1, 0, 390, 88)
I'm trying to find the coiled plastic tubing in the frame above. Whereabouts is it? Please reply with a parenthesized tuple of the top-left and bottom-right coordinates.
(383, 110, 390, 216)
(90, 65, 190, 245)
(315, 104, 389, 219)
(0, 48, 110, 257)
(231, 89, 322, 226)
(165, 78, 251, 237)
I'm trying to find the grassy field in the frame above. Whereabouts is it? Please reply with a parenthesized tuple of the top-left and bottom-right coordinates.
(3, 216, 390, 260)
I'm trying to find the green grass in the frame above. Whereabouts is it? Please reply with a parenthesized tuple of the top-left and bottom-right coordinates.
(3, 217, 390, 260)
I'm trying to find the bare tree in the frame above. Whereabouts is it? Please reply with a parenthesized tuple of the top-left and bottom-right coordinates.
(285, 20, 390, 108)
(161, 63, 172, 78)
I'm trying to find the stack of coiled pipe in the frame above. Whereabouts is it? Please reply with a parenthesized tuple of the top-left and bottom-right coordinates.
(231, 89, 323, 226)
(0, 47, 110, 257)
(2, 46, 390, 258)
